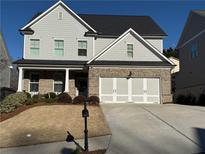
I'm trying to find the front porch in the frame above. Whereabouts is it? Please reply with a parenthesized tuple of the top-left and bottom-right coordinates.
(17, 67, 88, 98)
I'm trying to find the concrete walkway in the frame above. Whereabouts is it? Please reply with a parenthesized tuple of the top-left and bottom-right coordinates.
(0, 135, 111, 154)
(101, 104, 205, 154)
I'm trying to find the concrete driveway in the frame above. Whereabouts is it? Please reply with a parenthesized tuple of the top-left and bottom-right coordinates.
(101, 104, 205, 154)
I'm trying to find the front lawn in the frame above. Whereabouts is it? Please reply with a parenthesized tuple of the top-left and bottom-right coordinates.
(0, 105, 111, 148)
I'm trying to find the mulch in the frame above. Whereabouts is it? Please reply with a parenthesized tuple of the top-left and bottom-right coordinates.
(0, 102, 72, 122)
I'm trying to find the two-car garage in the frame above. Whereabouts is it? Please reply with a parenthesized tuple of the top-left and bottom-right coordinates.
(99, 77, 160, 104)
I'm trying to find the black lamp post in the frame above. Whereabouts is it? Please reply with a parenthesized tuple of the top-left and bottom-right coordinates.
(82, 98, 89, 151)
(66, 98, 89, 152)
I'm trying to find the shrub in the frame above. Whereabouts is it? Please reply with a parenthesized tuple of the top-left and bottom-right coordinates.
(25, 92, 31, 99)
(175, 95, 186, 104)
(175, 94, 196, 105)
(57, 93, 72, 103)
(198, 94, 205, 106)
(73, 95, 86, 104)
(25, 98, 38, 105)
(44, 92, 57, 99)
(184, 94, 196, 105)
(45, 98, 56, 103)
(0, 92, 28, 113)
(88, 96, 100, 105)
(32, 94, 45, 102)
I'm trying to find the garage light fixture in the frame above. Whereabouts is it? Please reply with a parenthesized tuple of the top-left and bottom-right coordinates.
(127, 71, 132, 79)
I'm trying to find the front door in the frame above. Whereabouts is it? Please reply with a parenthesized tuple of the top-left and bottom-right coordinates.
(76, 78, 88, 97)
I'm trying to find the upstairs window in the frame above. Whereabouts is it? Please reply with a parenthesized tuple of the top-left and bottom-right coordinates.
(127, 44, 133, 58)
(30, 74, 39, 92)
(191, 43, 198, 58)
(58, 12, 63, 20)
(30, 39, 40, 56)
(78, 40, 87, 56)
(54, 40, 64, 56)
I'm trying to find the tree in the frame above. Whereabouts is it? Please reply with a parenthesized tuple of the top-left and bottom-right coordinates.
(163, 47, 179, 58)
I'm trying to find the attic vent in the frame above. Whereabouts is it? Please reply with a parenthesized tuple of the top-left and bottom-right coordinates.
(58, 12, 63, 20)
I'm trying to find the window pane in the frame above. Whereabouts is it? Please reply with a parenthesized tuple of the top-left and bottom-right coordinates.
(127, 44, 133, 50)
(30, 39, 40, 56)
(191, 43, 198, 58)
(58, 12, 63, 20)
(127, 44, 133, 57)
(54, 84, 63, 92)
(127, 52, 133, 57)
(78, 40, 87, 49)
(30, 48, 39, 56)
(30, 83, 39, 92)
(78, 49, 87, 56)
(54, 49, 64, 56)
(54, 40, 64, 56)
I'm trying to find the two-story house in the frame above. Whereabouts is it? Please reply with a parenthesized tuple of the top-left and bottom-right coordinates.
(14, 1, 174, 104)
(176, 10, 205, 98)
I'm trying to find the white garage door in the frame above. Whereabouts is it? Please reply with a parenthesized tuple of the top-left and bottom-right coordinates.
(100, 77, 160, 104)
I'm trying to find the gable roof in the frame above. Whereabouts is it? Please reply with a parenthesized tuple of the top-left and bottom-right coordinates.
(21, 1, 167, 37)
(87, 28, 174, 65)
(20, 1, 96, 32)
(79, 14, 167, 37)
(177, 10, 205, 48)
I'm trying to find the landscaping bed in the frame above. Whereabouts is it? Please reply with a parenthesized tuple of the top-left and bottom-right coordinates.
(0, 102, 68, 122)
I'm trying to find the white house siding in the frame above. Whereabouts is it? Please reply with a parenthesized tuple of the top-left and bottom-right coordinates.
(24, 5, 94, 60)
(97, 33, 163, 61)
(145, 38, 163, 52)
(95, 38, 115, 55)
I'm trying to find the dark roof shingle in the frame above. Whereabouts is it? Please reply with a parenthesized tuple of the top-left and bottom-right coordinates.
(79, 14, 167, 36)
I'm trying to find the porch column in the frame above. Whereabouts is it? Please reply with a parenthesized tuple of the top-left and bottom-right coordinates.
(64, 68, 69, 92)
(17, 67, 23, 92)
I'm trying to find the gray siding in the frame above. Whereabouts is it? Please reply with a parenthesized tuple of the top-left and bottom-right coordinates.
(176, 32, 205, 97)
(145, 39, 163, 52)
(24, 5, 94, 60)
(0, 67, 11, 88)
(97, 33, 162, 61)
(95, 38, 115, 55)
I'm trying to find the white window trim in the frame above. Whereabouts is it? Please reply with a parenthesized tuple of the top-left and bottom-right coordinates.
(78, 39, 88, 56)
(29, 38, 40, 56)
(58, 12, 63, 20)
(127, 43, 134, 58)
(53, 39, 64, 56)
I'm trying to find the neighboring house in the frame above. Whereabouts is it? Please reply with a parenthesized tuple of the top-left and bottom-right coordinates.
(169, 56, 179, 93)
(14, 1, 174, 104)
(169, 56, 179, 74)
(0, 32, 18, 100)
(176, 10, 205, 98)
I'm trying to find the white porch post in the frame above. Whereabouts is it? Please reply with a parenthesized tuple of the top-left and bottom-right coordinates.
(64, 68, 69, 92)
(17, 67, 23, 92)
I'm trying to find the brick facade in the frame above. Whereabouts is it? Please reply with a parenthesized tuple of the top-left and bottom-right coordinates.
(88, 67, 172, 103)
